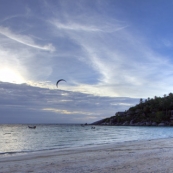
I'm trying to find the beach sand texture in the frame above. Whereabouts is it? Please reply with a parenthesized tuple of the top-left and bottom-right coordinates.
(1, 138, 173, 173)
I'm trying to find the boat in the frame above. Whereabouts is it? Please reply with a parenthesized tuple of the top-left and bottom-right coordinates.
(28, 126, 36, 129)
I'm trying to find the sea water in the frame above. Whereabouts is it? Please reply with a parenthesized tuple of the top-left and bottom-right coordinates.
(1, 124, 173, 157)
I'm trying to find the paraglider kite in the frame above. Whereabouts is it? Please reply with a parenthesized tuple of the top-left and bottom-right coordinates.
(56, 79, 66, 88)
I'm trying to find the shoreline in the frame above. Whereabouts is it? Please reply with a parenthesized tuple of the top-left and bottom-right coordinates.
(1, 138, 173, 173)
(0, 135, 171, 158)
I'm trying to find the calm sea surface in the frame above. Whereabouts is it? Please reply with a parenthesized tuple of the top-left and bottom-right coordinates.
(1, 124, 173, 157)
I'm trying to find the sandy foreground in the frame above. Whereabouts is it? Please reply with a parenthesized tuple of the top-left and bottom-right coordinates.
(1, 138, 173, 173)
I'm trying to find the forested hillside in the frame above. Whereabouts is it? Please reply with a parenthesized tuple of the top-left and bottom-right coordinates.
(93, 93, 173, 126)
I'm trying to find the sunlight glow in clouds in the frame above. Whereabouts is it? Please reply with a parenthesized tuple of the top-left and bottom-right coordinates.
(43, 108, 99, 116)
(0, 68, 25, 84)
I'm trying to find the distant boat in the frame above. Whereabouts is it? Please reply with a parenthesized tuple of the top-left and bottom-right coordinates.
(28, 126, 36, 129)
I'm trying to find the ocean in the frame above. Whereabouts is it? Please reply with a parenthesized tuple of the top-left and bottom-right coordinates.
(1, 124, 173, 157)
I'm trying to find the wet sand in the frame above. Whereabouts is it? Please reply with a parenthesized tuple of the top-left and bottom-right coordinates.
(1, 138, 173, 173)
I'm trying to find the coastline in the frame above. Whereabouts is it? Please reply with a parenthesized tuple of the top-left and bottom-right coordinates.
(1, 138, 173, 173)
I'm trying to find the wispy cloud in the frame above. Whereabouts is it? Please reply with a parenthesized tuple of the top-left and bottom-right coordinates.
(52, 20, 102, 32)
(50, 15, 173, 97)
(0, 26, 55, 52)
(51, 19, 128, 33)
(1, 0, 173, 100)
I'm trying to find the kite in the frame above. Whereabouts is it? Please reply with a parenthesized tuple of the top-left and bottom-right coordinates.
(56, 79, 66, 88)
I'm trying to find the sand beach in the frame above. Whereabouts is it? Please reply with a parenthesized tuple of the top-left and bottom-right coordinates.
(1, 138, 173, 173)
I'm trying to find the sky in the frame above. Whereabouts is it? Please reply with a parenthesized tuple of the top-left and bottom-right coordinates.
(0, 0, 173, 124)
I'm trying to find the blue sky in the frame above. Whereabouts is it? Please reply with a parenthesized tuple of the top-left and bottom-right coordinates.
(0, 0, 173, 123)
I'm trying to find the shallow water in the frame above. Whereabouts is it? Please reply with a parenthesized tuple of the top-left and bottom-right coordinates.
(0, 124, 173, 157)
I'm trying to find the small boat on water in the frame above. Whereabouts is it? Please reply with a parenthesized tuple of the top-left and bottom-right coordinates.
(81, 123, 88, 127)
(28, 126, 36, 129)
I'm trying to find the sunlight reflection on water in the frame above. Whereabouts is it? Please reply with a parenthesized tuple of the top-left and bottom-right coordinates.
(0, 124, 173, 156)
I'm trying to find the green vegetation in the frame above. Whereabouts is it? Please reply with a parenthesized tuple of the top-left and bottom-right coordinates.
(93, 93, 173, 126)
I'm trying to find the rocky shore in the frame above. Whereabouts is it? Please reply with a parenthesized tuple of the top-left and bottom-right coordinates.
(100, 120, 171, 126)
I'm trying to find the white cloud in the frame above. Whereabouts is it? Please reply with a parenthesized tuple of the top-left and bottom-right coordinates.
(52, 18, 173, 97)
(0, 30, 55, 86)
(0, 26, 55, 52)
(52, 20, 102, 32)
(1, 0, 173, 99)
(43, 108, 99, 115)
